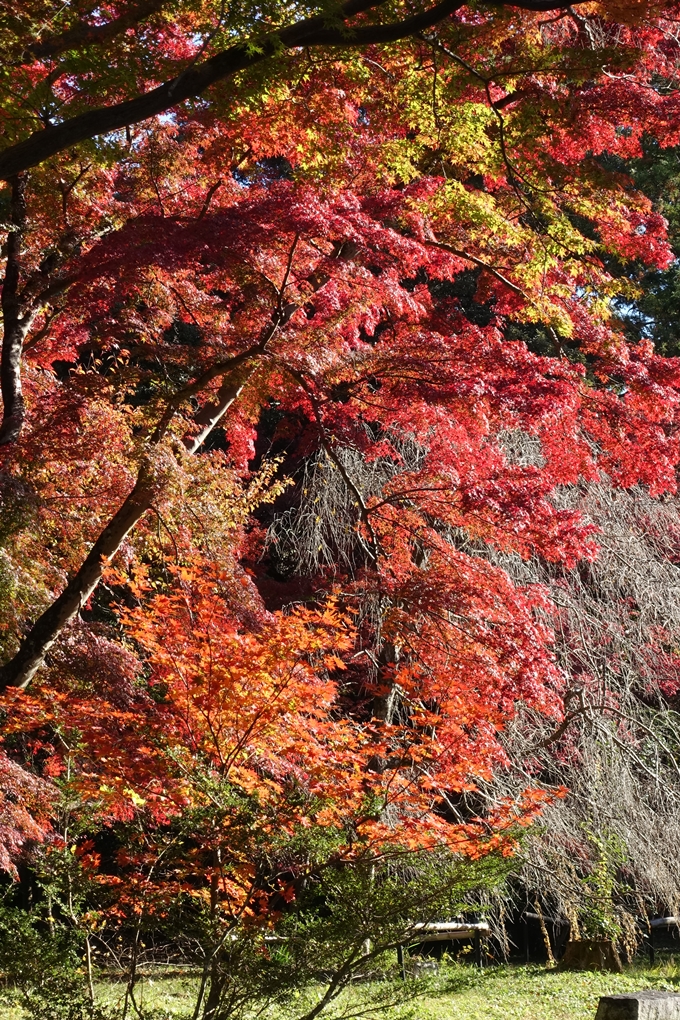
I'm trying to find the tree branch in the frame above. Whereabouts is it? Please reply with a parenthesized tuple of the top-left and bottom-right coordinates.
(20, 0, 167, 64)
(0, 291, 300, 688)
(0, 464, 158, 690)
(0, 357, 254, 690)
(182, 366, 258, 455)
(0, 0, 585, 180)
(423, 238, 529, 298)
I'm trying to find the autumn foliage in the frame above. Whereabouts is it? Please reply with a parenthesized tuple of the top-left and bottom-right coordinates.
(1, 0, 680, 1007)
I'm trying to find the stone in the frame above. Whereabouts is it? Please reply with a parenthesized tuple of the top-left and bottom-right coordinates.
(559, 939, 623, 972)
(405, 958, 439, 979)
(595, 992, 680, 1020)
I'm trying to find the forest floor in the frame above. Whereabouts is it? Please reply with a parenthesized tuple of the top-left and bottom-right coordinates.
(2, 960, 680, 1019)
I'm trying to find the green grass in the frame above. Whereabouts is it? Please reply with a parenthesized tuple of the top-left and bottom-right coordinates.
(2, 961, 680, 1019)
(418, 961, 680, 1020)
(96, 971, 201, 1017)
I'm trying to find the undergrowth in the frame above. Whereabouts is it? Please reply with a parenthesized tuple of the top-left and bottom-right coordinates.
(2, 960, 680, 1020)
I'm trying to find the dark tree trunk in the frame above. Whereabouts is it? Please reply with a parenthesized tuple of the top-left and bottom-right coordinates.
(0, 373, 248, 691)
(559, 939, 623, 973)
(0, 468, 156, 690)
(202, 961, 225, 1020)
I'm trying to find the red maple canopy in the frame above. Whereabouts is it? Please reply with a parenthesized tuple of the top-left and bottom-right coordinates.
(0, 0, 679, 882)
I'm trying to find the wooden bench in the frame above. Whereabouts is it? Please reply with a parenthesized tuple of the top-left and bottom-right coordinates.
(397, 921, 490, 977)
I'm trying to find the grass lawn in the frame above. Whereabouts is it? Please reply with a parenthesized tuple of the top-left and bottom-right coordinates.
(419, 961, 680, 1020)
(2, 960, 680, 1019)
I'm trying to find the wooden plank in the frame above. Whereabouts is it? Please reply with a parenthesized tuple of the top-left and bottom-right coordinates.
(412, 921, 490, 932)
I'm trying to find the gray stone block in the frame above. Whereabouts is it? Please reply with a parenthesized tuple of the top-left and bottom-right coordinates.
(405, 958, 439, 979)
(595, 992, 680, 1020)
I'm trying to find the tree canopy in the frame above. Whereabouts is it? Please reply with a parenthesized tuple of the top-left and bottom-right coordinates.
(2, 0, 680, 1010)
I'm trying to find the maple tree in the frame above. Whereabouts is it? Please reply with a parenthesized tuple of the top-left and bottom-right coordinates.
(1, 0, 680, 1007)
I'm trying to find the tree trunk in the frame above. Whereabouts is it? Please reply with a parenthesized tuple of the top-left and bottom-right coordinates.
(0, 175, 27, 446)
(202, 961, 225, 1020)
(0, 468, 156, 690)
(0, 372, 248, 691)
(559, 939, 623, 973)
(184, 373, 253, 455)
